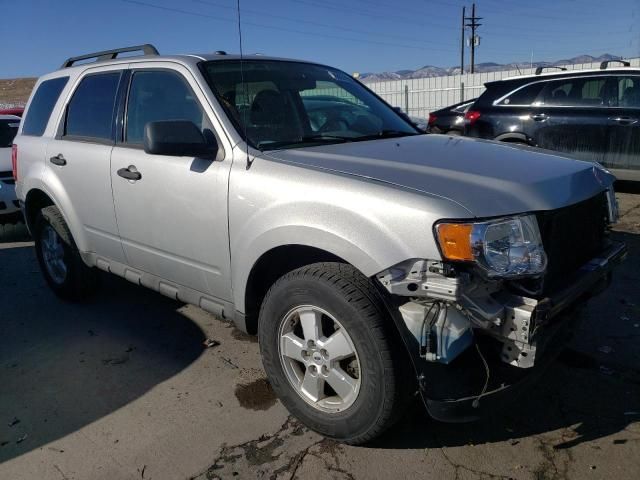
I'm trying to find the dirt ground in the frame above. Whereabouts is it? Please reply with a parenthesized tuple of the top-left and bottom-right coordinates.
(0, 190, 639, 480)
(0, 78, 35, 107)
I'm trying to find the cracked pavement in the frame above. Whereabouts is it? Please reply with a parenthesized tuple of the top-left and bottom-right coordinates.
(1, 191, 639, 480)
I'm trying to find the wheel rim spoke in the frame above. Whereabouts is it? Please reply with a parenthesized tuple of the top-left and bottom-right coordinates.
(41, 225, 66, 284)
(300, 368, 325, 402)
(279, 305, 361, 413)
(299, 308, 322, 342)
(280, 332, 305, 362)
(326, 366, 358, 403)
(322, 329, 354, 362)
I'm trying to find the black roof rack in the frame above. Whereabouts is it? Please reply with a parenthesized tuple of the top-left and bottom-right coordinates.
(600, 59, 631, 70)
(535, 66, 567, 75)
(61, 44, 159, 68)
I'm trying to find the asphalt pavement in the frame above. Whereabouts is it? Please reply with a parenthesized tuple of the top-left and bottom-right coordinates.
(1, 191, 639, 480)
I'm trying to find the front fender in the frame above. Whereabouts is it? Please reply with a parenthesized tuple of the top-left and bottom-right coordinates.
(229, 157, 472, 313)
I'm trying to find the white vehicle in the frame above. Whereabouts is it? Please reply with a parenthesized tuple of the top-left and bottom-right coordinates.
(0, 114, 21, 223)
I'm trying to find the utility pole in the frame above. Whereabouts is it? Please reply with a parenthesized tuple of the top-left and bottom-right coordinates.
(460, 6, 465, 75)
(465, 3, 482, 74)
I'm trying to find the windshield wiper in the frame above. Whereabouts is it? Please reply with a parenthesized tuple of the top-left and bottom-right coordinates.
(257, 135, 353, 151)
(352, 130, 419, 142)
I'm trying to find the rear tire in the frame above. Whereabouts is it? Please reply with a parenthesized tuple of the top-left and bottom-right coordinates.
(258, 262, 411, 444)
(34, 205, 98, 300)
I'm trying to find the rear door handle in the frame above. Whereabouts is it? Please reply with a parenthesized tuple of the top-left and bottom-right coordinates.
(609, 116, 638, 125)
(49, 154, 67, 166)
(117, 165, 142, 181)
(530, 113, 548, 122)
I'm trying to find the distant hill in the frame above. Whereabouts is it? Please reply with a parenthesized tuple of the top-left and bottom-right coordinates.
(0, 54, 627, 104)
(359, 54, 622, 82)
(0, 77, 37, 108)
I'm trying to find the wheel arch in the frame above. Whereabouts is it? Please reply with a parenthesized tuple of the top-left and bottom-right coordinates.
(494, 132, 531, 144)
(241, 244, 350, 335)
(23, 186, 87, 252)
(24, 188, 55, 231)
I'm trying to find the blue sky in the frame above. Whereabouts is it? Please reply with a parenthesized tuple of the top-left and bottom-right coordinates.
(1, 0, 639, 78)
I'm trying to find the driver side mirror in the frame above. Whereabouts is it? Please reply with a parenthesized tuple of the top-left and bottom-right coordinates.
(144, 120, 218, 158)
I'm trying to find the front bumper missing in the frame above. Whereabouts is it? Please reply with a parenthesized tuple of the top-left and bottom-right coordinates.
(425, 240, 626, 422)
(497, 241, 627, 369)
(382, 241, 627, 422)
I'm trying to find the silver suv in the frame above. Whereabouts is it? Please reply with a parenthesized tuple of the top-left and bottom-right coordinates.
(13, 45, 626, 444)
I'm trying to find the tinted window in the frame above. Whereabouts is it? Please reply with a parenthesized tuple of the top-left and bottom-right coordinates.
(22, 77, 69, 136)
(65, 72, 121, 140)
(0, 119, 20, 148)
(125, 70, 208, 144)
(542, 77, 610, 107)
(499, 83, 544, 106)
(617, 76, 640, 108)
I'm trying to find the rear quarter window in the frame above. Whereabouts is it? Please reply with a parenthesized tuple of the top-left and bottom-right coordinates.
(22, 76, 69, 136)
(497, 82, 544, 106)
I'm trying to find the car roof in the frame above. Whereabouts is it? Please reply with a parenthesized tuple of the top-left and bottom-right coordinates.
(43, 52, 319, 81)
(0, 114, 21, 121)
(492, 67, 640, 85)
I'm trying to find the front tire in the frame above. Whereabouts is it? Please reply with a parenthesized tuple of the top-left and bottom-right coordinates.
(34, 205, 98, 300)
(258, 262, 410, 444)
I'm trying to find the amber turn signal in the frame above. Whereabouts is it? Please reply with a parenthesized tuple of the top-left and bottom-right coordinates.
(436, 223, 474, 261)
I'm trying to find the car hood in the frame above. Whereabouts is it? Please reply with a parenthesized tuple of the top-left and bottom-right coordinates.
(263, 135, 614, 218)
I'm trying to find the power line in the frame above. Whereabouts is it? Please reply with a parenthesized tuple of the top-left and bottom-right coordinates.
(191, 0, 452, 47)
(121, 0, 457, 52)
(288, 0, 629, 39)
(120, 0, 637, 67)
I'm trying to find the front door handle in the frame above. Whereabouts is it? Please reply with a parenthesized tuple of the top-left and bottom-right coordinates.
(609, 116, 638, 126)
(117, 165, 142, 181)
(49, 154, 67, 166)
(530, 113, 548, 122)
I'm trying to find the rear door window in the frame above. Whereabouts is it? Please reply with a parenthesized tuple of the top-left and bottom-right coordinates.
(64, 72, 121, 141)
(617, 76, 640, 108)
(21, 77, 69, 136)
(542, 77, 611, 107)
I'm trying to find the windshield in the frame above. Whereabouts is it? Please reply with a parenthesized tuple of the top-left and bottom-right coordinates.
(202, 60, 419, 150)
(0, 119, 20, 148)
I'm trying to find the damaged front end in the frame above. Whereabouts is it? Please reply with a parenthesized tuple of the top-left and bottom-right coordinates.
(376, 191, 626, 421)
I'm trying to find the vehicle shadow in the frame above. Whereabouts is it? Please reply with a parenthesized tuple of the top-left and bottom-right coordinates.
(615, 180, 640, 195)
(372, 229, 640, 450)
(0, 244, 206, 464)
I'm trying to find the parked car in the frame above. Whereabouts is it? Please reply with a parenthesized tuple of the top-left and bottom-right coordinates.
(391, 106, 428, 132)
(0, 107, 25, 117)
(464, 61, 640, 181)
(428, 99, 475, 134)
(14, 45, 625, 444)
(0, 114, 21, 223)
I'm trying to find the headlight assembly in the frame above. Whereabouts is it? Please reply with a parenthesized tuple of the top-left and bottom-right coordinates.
(436, 214, 547, 278)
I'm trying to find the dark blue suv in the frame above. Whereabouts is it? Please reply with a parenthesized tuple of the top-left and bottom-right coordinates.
(464, 61, 640, 181)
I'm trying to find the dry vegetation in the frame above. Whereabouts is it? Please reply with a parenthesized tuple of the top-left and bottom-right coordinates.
(0, 78, 37, 107)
